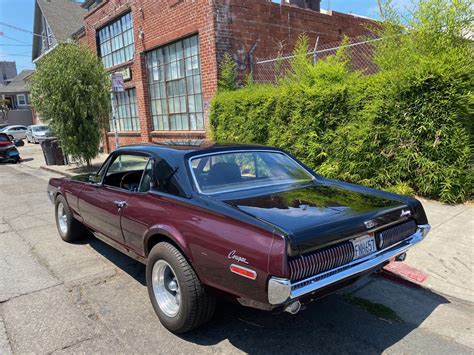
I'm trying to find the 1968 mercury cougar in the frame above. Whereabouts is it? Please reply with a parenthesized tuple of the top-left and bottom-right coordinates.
(47, 142, 430, 333)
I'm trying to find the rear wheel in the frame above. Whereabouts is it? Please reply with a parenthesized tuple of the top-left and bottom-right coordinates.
(55, 195, 86, 242)
(146, 242, 216, 333)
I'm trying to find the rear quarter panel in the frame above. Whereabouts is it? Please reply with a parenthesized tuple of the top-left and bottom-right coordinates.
(122, 193, 279, 304)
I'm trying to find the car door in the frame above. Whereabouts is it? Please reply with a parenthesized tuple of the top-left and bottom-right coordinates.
(17, 126, 27, 139)
(78, 152, 150, 246)
(26, 127, 32, 141)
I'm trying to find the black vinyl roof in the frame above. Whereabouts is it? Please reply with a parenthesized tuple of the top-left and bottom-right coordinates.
(114, 141, 278, 158)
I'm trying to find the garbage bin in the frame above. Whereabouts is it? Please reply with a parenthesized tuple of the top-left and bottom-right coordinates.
(40, 139, 55, 166)
(51, 140, 66, 166)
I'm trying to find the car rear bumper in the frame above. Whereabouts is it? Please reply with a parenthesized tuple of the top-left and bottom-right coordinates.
(268, 224, 431, 305)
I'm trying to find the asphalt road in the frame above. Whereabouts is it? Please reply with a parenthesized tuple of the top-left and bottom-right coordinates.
(0, 163, 472, 354)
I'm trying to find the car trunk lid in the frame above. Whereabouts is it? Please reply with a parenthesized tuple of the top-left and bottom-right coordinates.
(224, 182, 411, 255)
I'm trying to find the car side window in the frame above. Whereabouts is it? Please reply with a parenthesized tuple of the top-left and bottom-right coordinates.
(154, 157, 184, 197)
(138, 160, 154, 193)
(103, 154, 150, 191)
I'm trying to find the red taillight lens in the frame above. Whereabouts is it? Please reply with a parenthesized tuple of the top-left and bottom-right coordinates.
(230, 264, 257, 280)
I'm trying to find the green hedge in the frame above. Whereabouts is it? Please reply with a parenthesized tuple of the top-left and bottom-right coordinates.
(210, 57, 472, 204)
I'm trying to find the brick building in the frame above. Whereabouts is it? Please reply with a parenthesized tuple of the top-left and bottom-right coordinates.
(77, 0, 374, 151)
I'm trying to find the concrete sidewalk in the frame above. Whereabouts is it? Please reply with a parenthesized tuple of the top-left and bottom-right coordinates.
(17, 142, 108, 177)
(14, 143, 474, 304)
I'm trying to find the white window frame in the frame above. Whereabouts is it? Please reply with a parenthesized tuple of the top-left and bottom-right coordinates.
(17, 94, 27, 106)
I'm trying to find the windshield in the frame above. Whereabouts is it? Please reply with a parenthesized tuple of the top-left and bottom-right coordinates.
(0, 134, 10, 142)
(190, 151, 315, 194)
(33, 126, 48, 132)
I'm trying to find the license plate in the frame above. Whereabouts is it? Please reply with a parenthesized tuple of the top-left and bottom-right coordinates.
(351, 234, 377, 260)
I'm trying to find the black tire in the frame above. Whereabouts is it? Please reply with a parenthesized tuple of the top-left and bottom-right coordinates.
(146, 242, 216, 333)
(54, 194, 85, 242)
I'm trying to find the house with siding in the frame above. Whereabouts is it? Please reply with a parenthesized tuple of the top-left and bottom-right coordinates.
(32, 0, 87, 63)
(0, 69, 36, 126)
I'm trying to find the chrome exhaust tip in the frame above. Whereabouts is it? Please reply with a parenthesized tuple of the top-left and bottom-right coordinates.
(284, 301, 301, 315)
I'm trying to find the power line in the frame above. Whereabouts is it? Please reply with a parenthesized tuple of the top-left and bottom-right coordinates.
(0, 44, 32, 47)
(0, 34, 32, 46)
(0, 21, 55, 41)
(0, 54, 31, 57)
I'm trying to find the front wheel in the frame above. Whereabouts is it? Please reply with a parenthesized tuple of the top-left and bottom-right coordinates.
(55, 195, 86, 242)
(146, 242, 215, 333)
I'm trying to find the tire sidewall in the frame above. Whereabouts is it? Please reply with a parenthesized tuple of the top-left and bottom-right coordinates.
(146, 243, 192, 333)
(55, 195, 72, 241)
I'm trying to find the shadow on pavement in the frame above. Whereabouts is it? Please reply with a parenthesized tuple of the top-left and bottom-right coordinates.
(86, 235, 450, 354)
(86, 234, 147, 286)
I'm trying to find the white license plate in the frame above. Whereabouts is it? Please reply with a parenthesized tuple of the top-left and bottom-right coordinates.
(351, 234, 377, 260)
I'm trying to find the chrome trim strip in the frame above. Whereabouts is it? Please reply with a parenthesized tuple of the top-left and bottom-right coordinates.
(268, 224, 430, 305)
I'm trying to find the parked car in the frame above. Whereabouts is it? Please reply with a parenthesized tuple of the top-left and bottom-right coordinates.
(26, 124, 54, 144)
(0, 125, 28, 140)
(47, 143, 431, 333)
(0, 133, 21, 163)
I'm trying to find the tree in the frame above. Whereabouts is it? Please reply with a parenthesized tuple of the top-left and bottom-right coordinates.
(31, 43, 110, 166)
(0, 99, 10, 123)
(217, 53, 237, 91)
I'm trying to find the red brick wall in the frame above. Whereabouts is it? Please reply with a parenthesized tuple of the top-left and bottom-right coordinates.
(216, 0, 375, 69)
(81, 0, 217, 151)
(81, 0, 375, 151)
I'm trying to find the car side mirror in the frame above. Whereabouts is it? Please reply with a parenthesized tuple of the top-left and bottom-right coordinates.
(14, 139, 24, 147)
(89, 174, 101, 184)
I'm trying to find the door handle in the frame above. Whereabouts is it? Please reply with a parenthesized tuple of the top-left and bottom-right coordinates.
(114, 200, 127, 209)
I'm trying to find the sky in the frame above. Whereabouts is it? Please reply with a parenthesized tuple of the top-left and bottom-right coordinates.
(0, 0, 36, 73)
(0, 0, 413, 75)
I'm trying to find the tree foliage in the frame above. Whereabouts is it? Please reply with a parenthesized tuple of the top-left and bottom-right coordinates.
(217, 53, 237, 92)
(31, 43, 110, 165)
(210, 0, 473, 203)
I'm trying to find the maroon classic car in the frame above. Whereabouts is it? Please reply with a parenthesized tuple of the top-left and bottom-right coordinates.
(47, 142, 430, 333)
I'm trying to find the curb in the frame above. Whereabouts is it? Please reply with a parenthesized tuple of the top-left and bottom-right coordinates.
(39, 165, 75, 178)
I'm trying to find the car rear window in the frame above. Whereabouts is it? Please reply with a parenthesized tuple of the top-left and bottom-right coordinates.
(33, 126, 48, 132)
(190, 151, 315, 194)
(0, 134, 10, 142)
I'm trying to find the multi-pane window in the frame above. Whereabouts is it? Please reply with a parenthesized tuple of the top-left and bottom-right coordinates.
(110, 89, 140, 131)
(98, 13, 134, 69)
(146, 35, 204, 131)
(17, 94, 27, 106)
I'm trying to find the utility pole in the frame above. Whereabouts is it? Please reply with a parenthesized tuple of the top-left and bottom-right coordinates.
(111, 73, 124, 149)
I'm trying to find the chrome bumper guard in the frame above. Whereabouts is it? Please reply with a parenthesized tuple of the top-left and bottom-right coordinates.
(268, 224, 431, 305)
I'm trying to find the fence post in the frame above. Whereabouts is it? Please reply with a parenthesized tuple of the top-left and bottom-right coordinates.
(313, 36, 320, 64)
(249, 42, 258, 77)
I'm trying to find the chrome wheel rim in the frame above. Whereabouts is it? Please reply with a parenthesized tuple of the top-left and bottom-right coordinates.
(57, 203, 68, 235)
(152, 260, 181, 317)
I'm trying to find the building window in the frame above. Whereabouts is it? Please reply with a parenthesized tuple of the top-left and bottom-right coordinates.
(146, 35, 204, 131)
(110, 88, 140, 131)
(98, 12, 134, 69)
(17, 94, 27, 106)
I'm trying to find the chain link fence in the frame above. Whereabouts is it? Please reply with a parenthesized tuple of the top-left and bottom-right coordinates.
(251, 35, 384, 84)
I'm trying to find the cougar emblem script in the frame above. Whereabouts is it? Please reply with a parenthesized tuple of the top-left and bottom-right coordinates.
(228, 250, 249, 264)
(364, 220, 378, 229)
(400, 209, 411, 218)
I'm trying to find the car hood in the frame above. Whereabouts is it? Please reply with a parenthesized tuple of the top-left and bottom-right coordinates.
(224, 182, 410, 255)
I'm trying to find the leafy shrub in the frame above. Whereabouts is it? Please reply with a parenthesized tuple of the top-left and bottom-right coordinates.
(210, 0, 473, 203)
